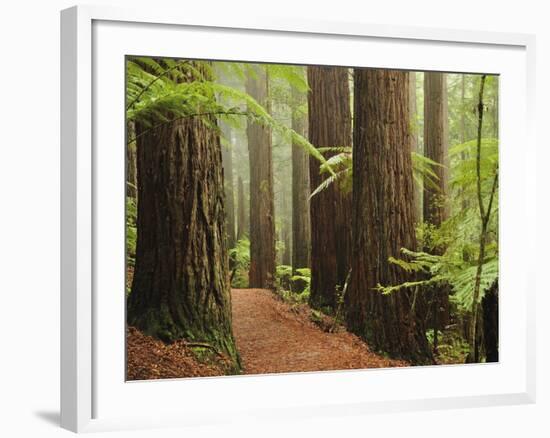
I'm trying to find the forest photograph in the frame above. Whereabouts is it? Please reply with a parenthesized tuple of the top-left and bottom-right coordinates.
(125, 57, 499, 381)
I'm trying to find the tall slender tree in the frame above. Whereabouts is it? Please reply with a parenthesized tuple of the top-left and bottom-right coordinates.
(423, 71, 450, 352)
(128, 63, 240, 369)
(291, 86, 311, 273)
(281, 184, 292, 266)
(346, 68, 432, 364)
(307, 66, 352, 310)
(409, 72, 422, 221)
(246, 66, 276, 288)
(423, 72, 449, 228)
(236, 176, 246, 240)
(126, 121, 138, 199)
(221, 125, 236, 249)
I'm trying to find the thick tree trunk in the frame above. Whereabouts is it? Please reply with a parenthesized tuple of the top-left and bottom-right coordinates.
(307, 66, 352, 310)
(482, 280, 499, 362)
(246, 66, 276, 289)
(236, 176, 246, 240)
(423, 72, 450, 351)
(345, 68, 432, 364)
(127, 64, 239, 369)
(221, 124, 236, 249)
(126, 121, 138, 199)
(291, 88, 311, 273)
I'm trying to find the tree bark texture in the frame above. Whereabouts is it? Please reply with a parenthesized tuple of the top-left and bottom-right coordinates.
(409, 72, 422, 222)
(307, 66, 352, 310)
(127, 64, 239, 369)
(246, 66, 276, 289)
(291, 89, 311, 272)
(345, 68, 432, 364)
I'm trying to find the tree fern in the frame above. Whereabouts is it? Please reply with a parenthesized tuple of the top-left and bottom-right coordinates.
(126, 57, 331, 172)
(309, 148, 443, 199)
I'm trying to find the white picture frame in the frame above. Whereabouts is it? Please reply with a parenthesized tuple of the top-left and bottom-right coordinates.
(60, 4, 536, 433)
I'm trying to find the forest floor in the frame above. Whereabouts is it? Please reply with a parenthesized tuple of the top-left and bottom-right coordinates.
(127, 288, 407, 380)
(232, 288, 406, 374)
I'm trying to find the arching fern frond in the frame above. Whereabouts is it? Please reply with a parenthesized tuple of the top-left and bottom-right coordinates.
(126, 58, 331, 171)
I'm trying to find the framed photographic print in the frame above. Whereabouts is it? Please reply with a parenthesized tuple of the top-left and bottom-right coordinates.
(60, 4, 536, 433)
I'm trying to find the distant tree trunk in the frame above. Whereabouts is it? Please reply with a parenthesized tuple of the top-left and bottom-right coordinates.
(307, 66, 352, 310)
(482, 279, 499, 362)
(243, 180, 250, 238)
(221, 125, 236, 249)
(281, 186, 292, 266)
(246, 66, 276, 289)
(423, 72, 450, 353)
(236, 176, 246, 240)
(126, 121, 138, 199)
(423, 72, 449, 225)
(409, 72, 422, 222)
(128, 65, 239, 368)
(291, 88, 311, 273)
(345, 68, 432, 364)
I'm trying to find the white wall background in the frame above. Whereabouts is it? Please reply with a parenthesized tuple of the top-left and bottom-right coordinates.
(0, 1, 546, 437)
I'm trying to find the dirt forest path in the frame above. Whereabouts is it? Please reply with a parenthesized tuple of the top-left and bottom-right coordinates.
(231, 288, 406, 374)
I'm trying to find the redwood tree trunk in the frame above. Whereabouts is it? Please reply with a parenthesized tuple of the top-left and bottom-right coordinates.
(409, 72, 422, 222)
(246, 66, 276, 289)
(307, 66, 352, 310)
(281, 186, 291, 266)
(423, 72, 450, 351)
(345, 68, 432, 364)
(127, 65, 239, 369)
(221, 124, 236, 249)
(291, 88, 311, 273)
(236, 176, 246, 240)
(126, 121, 138, 199)
(423, 72, 449, 230)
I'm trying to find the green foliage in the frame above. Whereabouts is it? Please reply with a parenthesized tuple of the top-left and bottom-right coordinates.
(276, 265, 293, 291)
(376, 133, 499, 312)
(266, 64, 309, 94)
(126, 58, 331, 173)
(310, 147, 443, 200)
(291, 268, 311, 295)
(449, 138, 499, 209)
(411, 152, 443, 191)
(447, 74, 499, 146)
(432, 327, 471, 364)
(277, 267, 311, 306)
(277, 288, 310, 306)
(229, 238, 250, 288)
(425, 329, 443, 347)
(378, 244, 497, 311)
